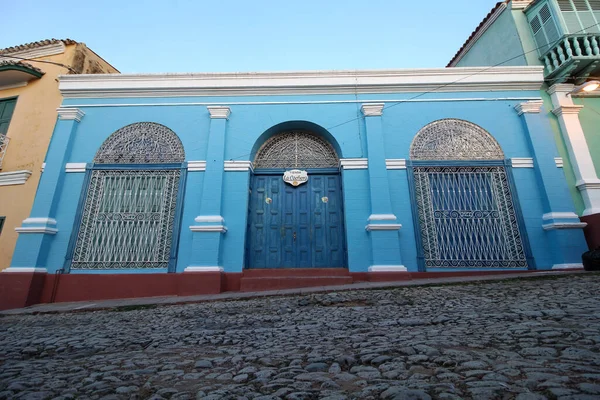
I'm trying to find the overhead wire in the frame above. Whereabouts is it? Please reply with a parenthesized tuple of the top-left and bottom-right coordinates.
(0, 53, 78, 74)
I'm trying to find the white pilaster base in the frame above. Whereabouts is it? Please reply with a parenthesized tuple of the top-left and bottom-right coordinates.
(368, 265, 408, 272)
(551, 264, 583, 269)
(184, 266, 224, 272)
(2, 267, 48, 273)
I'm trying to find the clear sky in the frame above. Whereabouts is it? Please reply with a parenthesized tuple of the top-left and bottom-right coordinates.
(2, 0, 501, 73)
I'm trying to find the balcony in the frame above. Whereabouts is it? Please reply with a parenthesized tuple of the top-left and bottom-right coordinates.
(541, 34, 600, 83)
(0, 135, 9, 169)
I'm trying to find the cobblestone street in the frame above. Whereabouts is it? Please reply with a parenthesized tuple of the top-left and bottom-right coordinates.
(1, 274, 600, 400)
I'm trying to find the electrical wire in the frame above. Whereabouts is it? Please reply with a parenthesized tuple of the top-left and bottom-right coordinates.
(0, 53, 78, 74)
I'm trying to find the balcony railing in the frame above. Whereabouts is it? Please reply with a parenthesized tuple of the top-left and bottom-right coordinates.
(0, 135, 9, 169)
(541, 34, 600, 83)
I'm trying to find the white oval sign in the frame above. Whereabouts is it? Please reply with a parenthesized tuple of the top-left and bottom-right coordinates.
(283, 169, 308, 187)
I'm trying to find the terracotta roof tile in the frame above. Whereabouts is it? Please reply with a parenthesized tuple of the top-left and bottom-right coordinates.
(0, 39, 77, 55)
(447, 2, 506, 67)
(0, 60, 45, 75)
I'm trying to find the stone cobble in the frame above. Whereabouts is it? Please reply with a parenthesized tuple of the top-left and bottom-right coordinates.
(1, 274, 600, 399)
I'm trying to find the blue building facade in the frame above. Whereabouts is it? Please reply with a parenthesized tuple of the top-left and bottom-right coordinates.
(2, 66, 589, 302)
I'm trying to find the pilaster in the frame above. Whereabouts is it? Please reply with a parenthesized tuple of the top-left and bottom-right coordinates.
(9, 108, 84, 271)
(515, 100, 586, 266)
(188, 106, 230, 270)
(361, 103, 405, 272)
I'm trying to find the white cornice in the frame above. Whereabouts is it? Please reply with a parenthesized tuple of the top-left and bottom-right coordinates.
(184, 266, 224, 272)
(552, 105, 584, 117)
(2, 267, 48, 273)
(340, 158, 368, 170)
(542, 222, 587, 230)
(58, 67, 546, 98)
(555, 157, 563, 168)
(386, 159, 407, 169)
(368, 214, 397, 221)
(0, 170, 32, 186)
(194, 215, 224, 223)
(365, 224, 402, 231)
(0, 82, 28, 91)
(56, 107, 85, 122)
(190, 225, 227, 233)
(515, 100, 543, 115)
(207, 106, 231, 119)
(224, 160, 253, 171)
(2, 42, 66, 61)
(15, 226, 58, 234)
(551, 263, 583, 269)
(369, 265, 408, 272)
(22, 218, 57, 226)
(187, 161, 206, 171)
(65, 163, 87, 172)
(448, 2, 508, 67)
(361, 103, 385, 116)
(576, 179, 600, 190)
(547, 83, 574, 96)
(511, 158, 534, 168)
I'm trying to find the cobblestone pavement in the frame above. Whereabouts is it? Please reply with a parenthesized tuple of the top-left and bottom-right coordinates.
(1, 274, 600, 400)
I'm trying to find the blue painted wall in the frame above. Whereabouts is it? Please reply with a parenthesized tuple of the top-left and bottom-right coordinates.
(14, 88, 588, 274)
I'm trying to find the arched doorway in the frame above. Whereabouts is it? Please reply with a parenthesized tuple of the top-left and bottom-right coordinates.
(409, 119, 530, 270)
(67, 122, 186, 272)
(247, 130, 346, 268)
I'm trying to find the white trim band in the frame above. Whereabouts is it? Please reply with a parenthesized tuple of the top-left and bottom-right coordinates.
(386, 159, 406, 169)
(22, 218, 57, 226)
(184, 266, 224, 272)
(65, 163, 87, 172)
(361, 103, 385, 116)
(340, 158, 368, 170)
(194, 215, 224, 223)
(207, 106, 231, 119)
(190, 225, 227, 233)
(542, 222, 587, 230)
(2, 42, 66, 61)
(515, 100, 544, 115)
(368, 214, 397, 221)
(542, 212, 580, 221)
(0, 170, 32, 186)
(41, 163, 46, 172)
(187, 161, 206, 171)
(369, 265, 408, 272)
(2, 267, 48, 273)
(224, 160, 253, 171)
(15, 226, 58, 234)
(511, 158, 534, 168)
(551, 264, 583, 270)
(555, 157, 563, 168)
(365, 224, 402, 231)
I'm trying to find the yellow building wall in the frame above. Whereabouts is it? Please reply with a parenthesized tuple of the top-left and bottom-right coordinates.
(0, 43, 117, 270)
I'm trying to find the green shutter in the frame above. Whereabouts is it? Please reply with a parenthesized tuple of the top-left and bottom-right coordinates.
(0, 98, 17, 136)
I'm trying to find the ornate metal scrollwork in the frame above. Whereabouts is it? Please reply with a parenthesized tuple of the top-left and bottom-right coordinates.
(254, 131, 339, 169)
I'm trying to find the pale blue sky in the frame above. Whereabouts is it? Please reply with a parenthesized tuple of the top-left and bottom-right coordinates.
(2, 0, 500, 73)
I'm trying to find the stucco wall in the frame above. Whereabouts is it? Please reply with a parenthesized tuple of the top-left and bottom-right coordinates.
(455, 7, 529, 67)
(573, 96, 600, 179)
(0, 44, 117, 270)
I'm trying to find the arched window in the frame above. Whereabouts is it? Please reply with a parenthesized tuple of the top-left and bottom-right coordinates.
(254, 131, 339, 169)
(70, 123, 185, 270)
(410, 119, 504, 161)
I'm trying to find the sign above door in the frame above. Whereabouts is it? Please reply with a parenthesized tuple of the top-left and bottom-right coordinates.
(283, 169, 308, 187)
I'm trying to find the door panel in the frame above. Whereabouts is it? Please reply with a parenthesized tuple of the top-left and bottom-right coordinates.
(248, 173, 345, 268)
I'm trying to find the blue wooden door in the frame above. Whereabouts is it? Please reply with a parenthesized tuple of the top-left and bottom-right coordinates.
(248, 173, 345, 268)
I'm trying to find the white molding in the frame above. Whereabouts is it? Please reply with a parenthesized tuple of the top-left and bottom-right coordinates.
(184, 266, 223, 272)
(224, 160, 253, 171)
(555, 157, 563, 168)
(189, 225, 227, 233)
(552, 105, 584, 117)
(56, 107, 85, 122)
(41, 163, 46, 172)
(511, 158, 534, 168)
(15, 226, 58, 234)
(65, 162, 87, 172)
(542, 212, 579, 221)
(2, 267, 48, 273)
(448, 2, 508, 67)
(576, 179, 600, 190)
(2, 42, 66, 60)
(365, 224, 402, 231)
(542, 222, 587, 230)
(340, 158, 368, 170)
(187, 161, 206, 171)
(0, 170, 32, 186)
(386, 159, 406, 169)
(0, 82, 28, 91)
(512, 0, 535, 10)
(22, 218, 57, 226)
(58, 67, 546, 98)
(361, 103, 385, 116)
(368, 265, 408, 272)
(194, 215, 224, 223)
(368, 214, 397, 221)
(60, 97, 542, 107)
(206, 106, 231, 119)
(515, 100, 544, 115)
(551, 264, 583, 269)
(547, 83, 574, 96)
